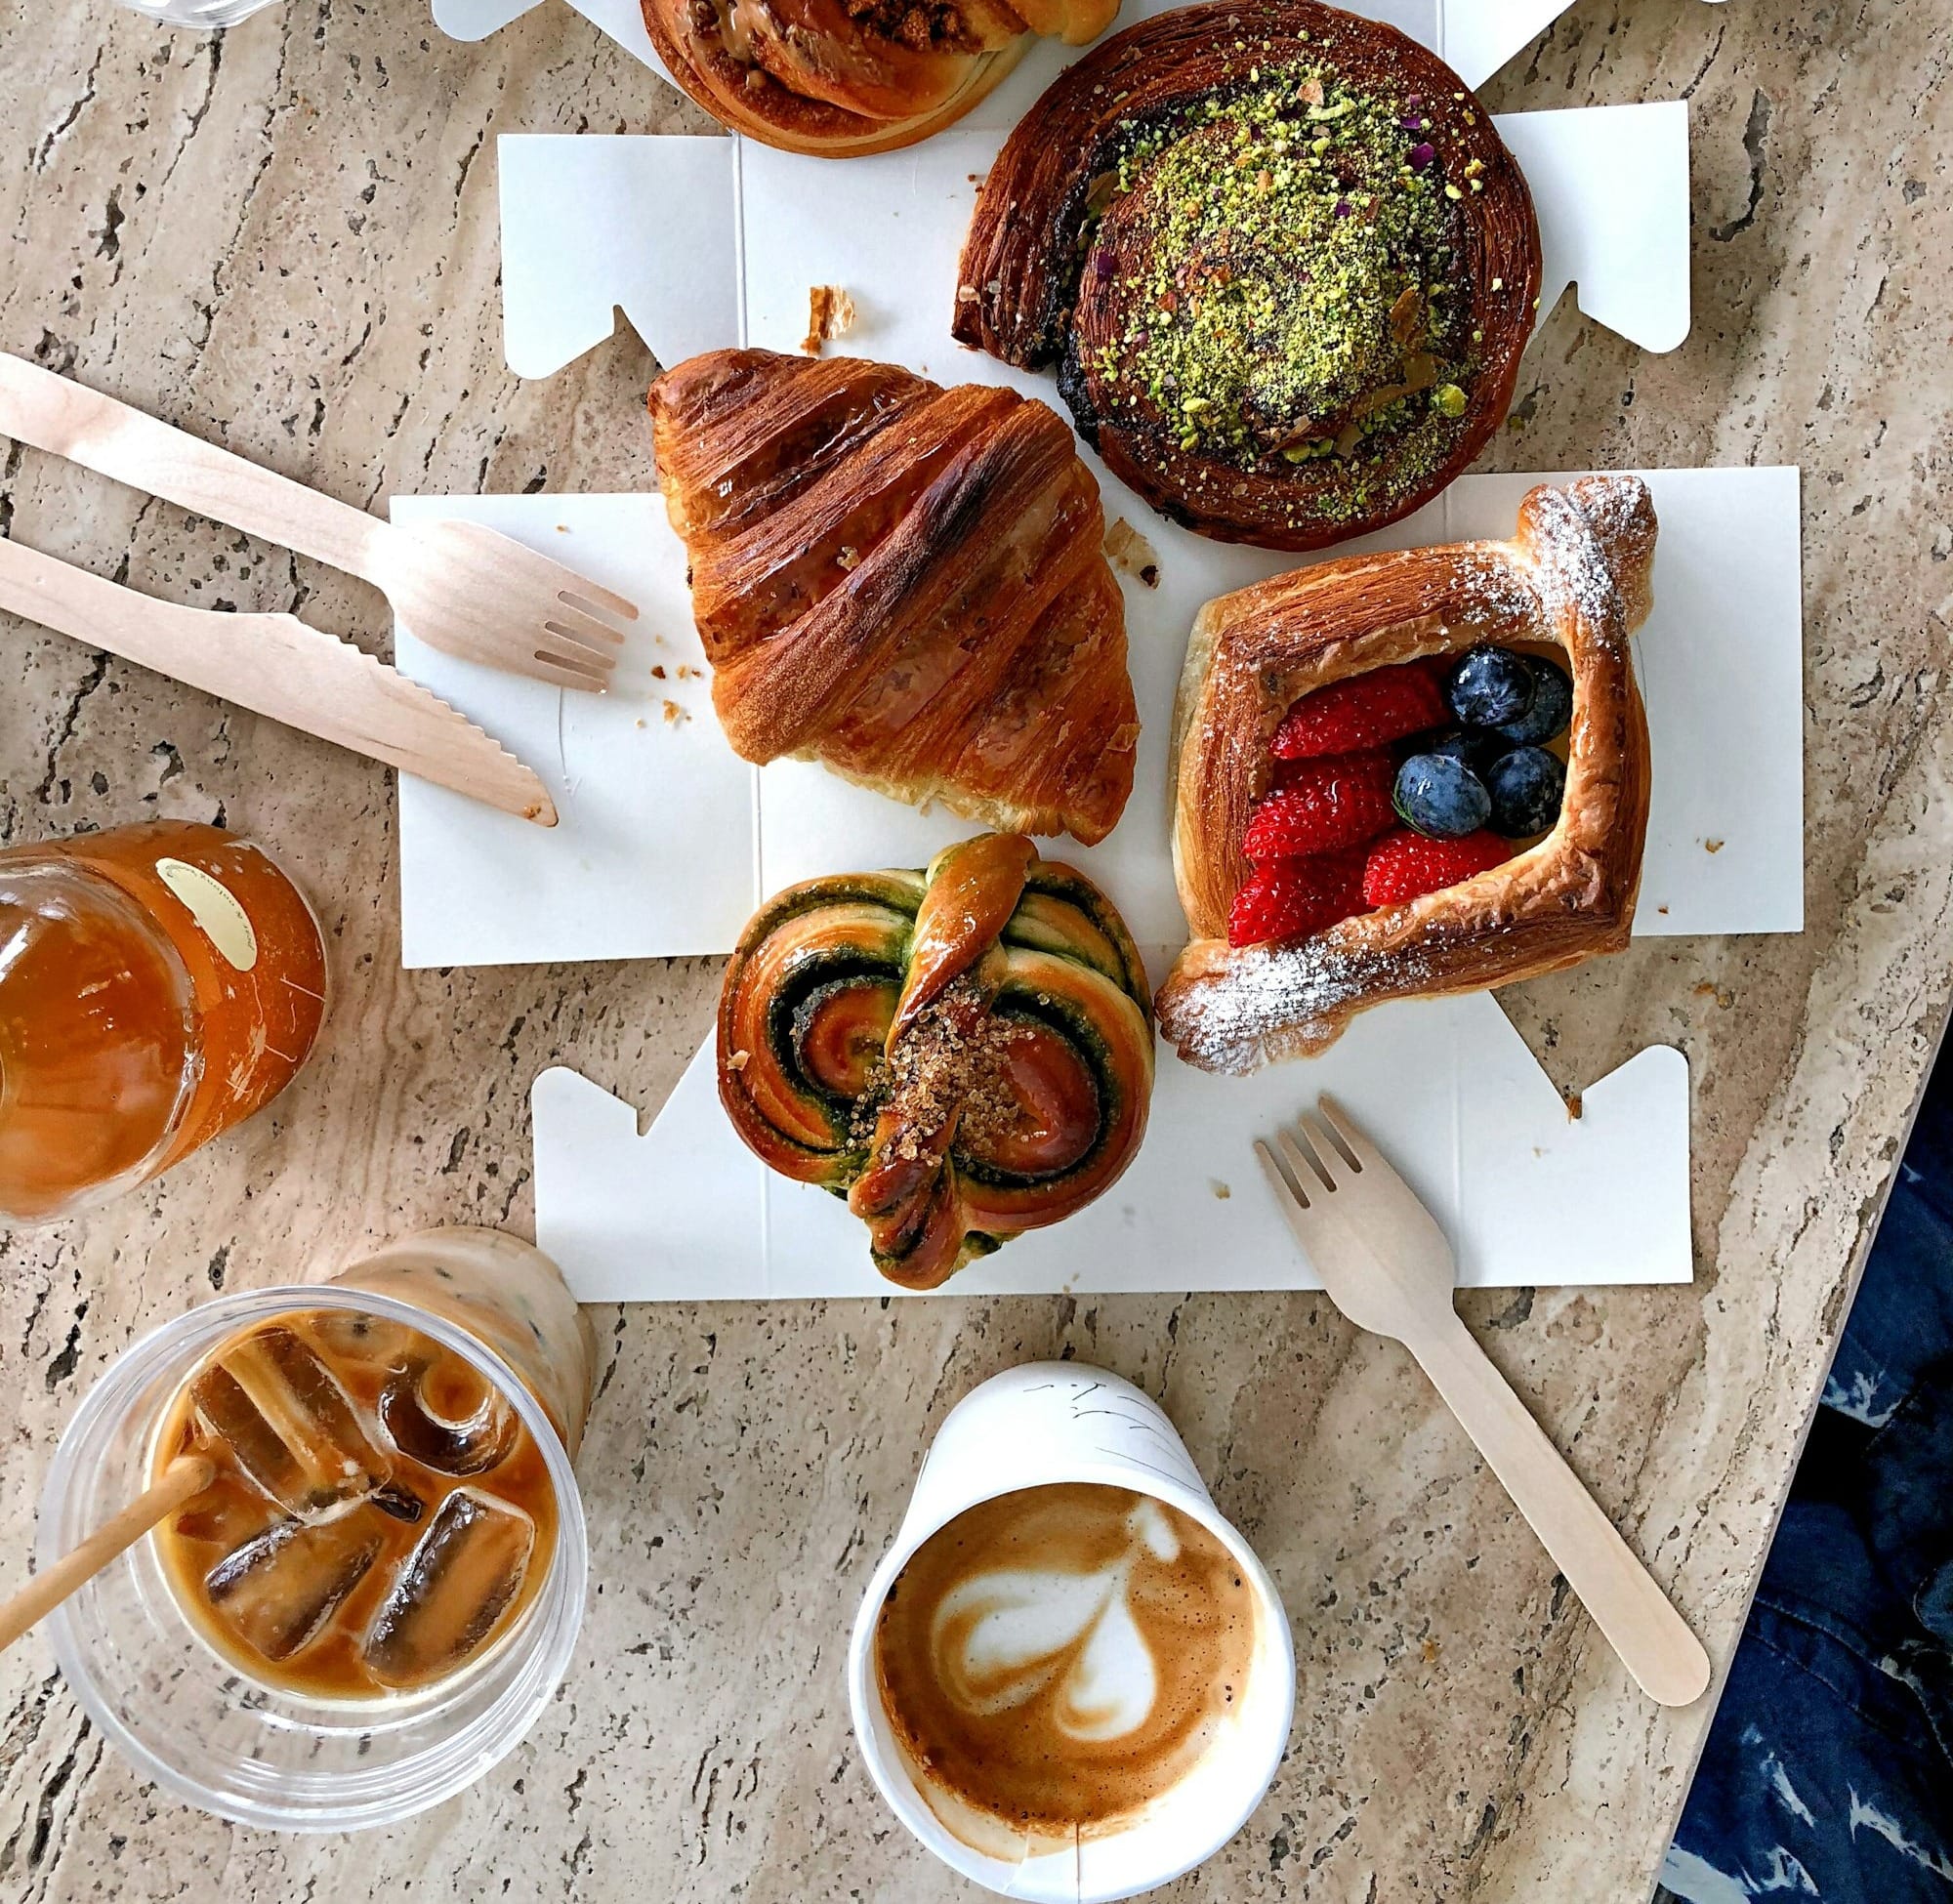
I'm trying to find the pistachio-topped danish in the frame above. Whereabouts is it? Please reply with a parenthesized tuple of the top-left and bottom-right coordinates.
(952, 0, 1540, 549)
(718, 834, 1154, 1289)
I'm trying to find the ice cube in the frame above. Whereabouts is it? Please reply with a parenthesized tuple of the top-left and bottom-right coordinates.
(379, 1357, 518, 1477)
(302, 1308, 423, 1371)
(363, 1488, 536, 1688)
(192, 1325, 389, 1515)
(204, 1507, 387, 1663)
(370, 1482, 427, 1523)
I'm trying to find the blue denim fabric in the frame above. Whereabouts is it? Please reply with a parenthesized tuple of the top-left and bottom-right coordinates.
(1659, 1059, 1953, 1902)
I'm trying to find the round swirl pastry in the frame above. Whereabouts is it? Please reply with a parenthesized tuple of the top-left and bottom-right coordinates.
(642, 0, 1118, 157)
(718, 833, 1154, 1288)
(951, 0, 1541, 549)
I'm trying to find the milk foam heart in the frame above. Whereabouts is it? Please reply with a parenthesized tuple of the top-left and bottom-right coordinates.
(932, 1498, 1185, 1741)
(873, 1483, 1258, 1847)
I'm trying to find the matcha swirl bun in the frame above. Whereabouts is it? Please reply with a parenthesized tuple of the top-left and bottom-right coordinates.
(951, 1, 1540, 550)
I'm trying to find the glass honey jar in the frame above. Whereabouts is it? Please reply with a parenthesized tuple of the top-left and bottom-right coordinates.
(0, 820, 327, 1225)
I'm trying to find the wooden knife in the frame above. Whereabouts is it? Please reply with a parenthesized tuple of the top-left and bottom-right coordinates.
(0, 534, 556, 826)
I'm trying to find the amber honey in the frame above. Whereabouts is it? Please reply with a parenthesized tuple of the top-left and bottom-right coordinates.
(0, 820, 326, 1223)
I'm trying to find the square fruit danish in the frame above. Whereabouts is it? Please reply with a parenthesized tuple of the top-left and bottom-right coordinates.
(1155, 475, 1656, 1073)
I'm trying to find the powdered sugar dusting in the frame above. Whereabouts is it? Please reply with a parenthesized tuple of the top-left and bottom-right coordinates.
(1447, 545, 1534, 630)
(1163, 935, 1437, 1073)
(1518, 482, 1633, 646)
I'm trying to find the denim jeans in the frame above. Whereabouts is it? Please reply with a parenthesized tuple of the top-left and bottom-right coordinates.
(1658, 1055, 1953, 1901)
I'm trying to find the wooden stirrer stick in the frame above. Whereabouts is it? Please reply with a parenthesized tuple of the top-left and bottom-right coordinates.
(0, 1456, 215, 1654)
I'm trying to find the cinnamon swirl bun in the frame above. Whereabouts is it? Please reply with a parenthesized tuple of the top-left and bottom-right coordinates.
(718, 833, 1154, 1288)
(643, 0, 1118, 156)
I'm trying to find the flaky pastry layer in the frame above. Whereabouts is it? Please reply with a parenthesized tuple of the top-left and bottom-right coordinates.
(1156, 475, 1656, 1072)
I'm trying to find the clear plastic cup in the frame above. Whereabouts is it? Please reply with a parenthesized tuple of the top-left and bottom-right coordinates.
(37, 1233, 591, 1832)
(114, 0, 282, 24)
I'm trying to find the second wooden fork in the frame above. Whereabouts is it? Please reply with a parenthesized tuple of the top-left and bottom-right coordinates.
(1257, 1096, 1713, 1709)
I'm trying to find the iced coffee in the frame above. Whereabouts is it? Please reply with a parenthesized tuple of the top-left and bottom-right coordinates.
(152, 1304, 561, 1700)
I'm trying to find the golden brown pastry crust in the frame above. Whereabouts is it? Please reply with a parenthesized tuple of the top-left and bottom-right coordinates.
(951, 0, 1540, 549)
(649, 348, 1139, 846)
(1156, 475, 1656, 1072)
(640, 0, 1116, 156)
(718, 833, 1155, 1288)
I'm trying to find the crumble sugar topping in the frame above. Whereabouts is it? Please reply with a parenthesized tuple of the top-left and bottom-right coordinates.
(850, 977, 1043, 1159)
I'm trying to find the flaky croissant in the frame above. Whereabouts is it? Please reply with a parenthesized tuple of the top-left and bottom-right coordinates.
(641, 0, 1117, 156)
(1157, 476, 1655, 1073)
(718, 833, 1155, 1287)
(649, 348, 1139, 847)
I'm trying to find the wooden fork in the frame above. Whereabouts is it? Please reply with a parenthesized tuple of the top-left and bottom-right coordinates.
(1257, 1097, 1712, 1709)
(0, 352, 635, 692)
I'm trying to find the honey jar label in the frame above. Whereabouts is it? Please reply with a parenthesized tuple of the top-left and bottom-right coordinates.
(155, 857, 260, 973)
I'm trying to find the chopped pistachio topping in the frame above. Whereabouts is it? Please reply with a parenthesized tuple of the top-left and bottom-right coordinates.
(1080, 62, 1484, 517)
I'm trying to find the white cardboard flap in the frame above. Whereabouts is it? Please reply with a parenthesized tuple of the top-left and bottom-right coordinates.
(435, 0, 669, 71)
(1502, 103, 1690, 355)
(391, 467, 1803, 970)
(436, 0, 1723, 93)
(499, 101, 1693, 382)
(530, 991, 1692, 1300)
(501, 136, 740, 382)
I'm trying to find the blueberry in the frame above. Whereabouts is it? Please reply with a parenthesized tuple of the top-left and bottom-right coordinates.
(1445, 646, 1534, 728)
(1425, 726, 1506, 776)
(1485, 745, 1566, 838)
(1394, 752, 1492, 840)
(1495, 658, 1573, 746)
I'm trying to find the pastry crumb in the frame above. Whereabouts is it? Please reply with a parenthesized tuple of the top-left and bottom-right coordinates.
(837, 545, 861, 571)
(727, 1049, 750, 1072)
(662, 699, 687, 724)
(650, 664, 667, 679)
(1212, 1180, 1231, 1200)
(1704, 838, 1724, 853)
(675, 663, 698, 680)
(803, 284, 855, 355)
(1564, 1091, 1584, 1121)
(1104, 517, 1161, 589)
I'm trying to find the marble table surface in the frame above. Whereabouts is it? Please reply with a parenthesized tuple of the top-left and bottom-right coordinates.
(0, 1, 1947, 1897)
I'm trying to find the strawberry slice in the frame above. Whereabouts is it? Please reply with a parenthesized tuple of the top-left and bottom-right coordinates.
(1361, 828, 1510, 907)
(1246, 750, 1394, 860)
(1271, 664, 1448, 761)
(1227, 849, 1368, 948)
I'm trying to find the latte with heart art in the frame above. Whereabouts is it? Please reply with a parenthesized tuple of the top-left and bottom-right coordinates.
(872, 1483, 1258, 1847)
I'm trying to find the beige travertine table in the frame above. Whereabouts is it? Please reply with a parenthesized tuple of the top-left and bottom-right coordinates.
(0, 1, 1946, 1896)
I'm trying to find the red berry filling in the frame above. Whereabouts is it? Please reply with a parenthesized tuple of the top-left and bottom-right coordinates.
(1360, 829, 1510, 907)
(1244, 750, 1395, 859)
(1227, 657, 1537, 950)
(1270, 662, 1447, 761)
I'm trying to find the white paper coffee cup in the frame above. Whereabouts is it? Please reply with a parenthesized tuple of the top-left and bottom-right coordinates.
(848, 1362, 1295, 1901)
